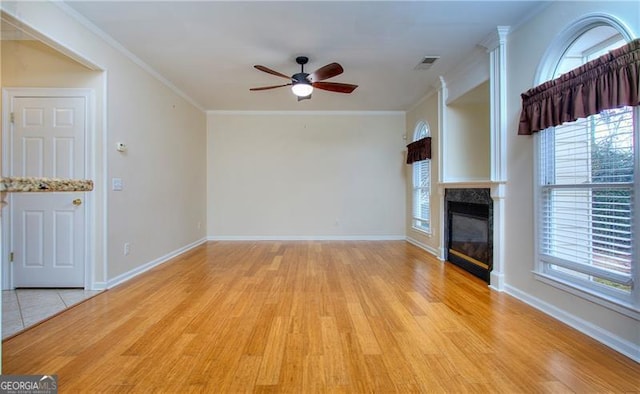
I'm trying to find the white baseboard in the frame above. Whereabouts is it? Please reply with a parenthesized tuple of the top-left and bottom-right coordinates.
(106, 237, 207, 289)
(208, 235, 406, 241)
(489, 271, 505, 292)
(505, 284, 640, 363)
(91, 282, 107, 291)
(406, 236, 442, 259)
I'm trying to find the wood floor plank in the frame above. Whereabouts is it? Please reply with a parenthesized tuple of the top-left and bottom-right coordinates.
(3, 241, 639, 392)
(256, 316, 288, 385)
(320, 316, 349, 386)
(346, 302, 382, 355)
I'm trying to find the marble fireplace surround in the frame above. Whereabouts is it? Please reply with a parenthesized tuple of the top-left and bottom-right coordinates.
(438, 181, 506, 291)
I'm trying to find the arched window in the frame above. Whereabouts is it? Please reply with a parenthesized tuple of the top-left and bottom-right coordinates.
(412, 122, 431, 232)
(535, 20, 638, 311)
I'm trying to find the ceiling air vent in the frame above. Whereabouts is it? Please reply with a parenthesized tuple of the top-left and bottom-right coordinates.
(414, 56, 440, 70)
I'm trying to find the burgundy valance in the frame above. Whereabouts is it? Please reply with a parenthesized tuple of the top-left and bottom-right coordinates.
(518, 38, 639, 135)
(406, 137, 431, 164)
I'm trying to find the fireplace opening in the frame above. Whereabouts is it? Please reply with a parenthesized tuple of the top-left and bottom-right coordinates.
(447, 201, 492, 282)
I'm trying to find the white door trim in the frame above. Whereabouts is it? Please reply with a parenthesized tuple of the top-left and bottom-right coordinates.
(2, 87, 96, 290)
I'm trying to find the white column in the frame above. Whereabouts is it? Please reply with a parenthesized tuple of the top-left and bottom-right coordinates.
(490, 184, 506, 291)
(437, 76, 447, 183)
(480, 26, 509, 291)
(437, 77, 448, 261)
(437, 185, 446, 261)
(481, 26, 509, 182)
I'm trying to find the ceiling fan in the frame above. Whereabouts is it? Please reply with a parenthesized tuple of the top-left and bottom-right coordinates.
(250, 56, 358, 101)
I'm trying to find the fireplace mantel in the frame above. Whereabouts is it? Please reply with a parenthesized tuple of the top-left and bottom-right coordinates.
(438, 180, 505, 189)
(438, 181, 506, 200)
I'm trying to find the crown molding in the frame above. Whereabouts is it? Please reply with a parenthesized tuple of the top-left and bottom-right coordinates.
(207, 110, 406, 116)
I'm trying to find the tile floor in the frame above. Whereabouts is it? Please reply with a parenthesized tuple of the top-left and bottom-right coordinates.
(2, 289, 102, 339)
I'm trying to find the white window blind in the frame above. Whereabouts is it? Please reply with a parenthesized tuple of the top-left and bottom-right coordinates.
(539, 107, 635, 292)
(413, 159, 431, 230)
(412, 122, 431, 232)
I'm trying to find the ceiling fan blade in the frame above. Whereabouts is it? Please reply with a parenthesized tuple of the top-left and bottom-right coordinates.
(250, 83, 292, 91)
(312, 81, 358, 94)
(309, 62, 343, 82)
(254, 65, 292, 80)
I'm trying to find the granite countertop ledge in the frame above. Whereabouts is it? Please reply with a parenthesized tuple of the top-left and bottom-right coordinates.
(0, 177, 94, 192)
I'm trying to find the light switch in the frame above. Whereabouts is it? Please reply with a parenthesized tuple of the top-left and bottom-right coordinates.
(112, 178, 123, 191)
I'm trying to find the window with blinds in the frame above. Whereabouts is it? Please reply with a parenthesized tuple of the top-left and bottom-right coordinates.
(535, 26, 638, 309)
(412, 122, 431, 232)
(539, 107, 635, 295)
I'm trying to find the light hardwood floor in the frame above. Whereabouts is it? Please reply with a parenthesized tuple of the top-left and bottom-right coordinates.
(3, 241, 639, 392)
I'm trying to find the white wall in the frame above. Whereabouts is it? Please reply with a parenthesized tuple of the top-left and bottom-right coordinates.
(1, 40, 101, 88)
(444, 98, 490, 182)
(405, 93, 441, 254)
(0, 2, 207, 284)
(208, 112, 406, 239)
(105, 55, 206, 280)
(504, 1, 639, 357)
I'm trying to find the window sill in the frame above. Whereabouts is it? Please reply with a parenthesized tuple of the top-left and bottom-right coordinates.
(411, 226, 432, 237)
(534, 271, 639, 321)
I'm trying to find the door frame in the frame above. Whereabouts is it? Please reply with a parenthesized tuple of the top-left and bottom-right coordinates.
(2, 87, 96, 290)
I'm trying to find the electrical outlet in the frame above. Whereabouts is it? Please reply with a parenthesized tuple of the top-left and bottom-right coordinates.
(112, 178, 123, 191)
(124, 242, 131, 256)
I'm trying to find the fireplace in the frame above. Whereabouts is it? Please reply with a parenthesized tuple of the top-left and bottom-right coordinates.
(445, 189, 493, 282)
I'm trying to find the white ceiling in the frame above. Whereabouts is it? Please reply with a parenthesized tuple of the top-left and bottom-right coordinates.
(63, 1, 544, 112)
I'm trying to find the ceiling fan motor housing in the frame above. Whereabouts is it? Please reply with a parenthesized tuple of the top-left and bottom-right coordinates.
(292, 73, 310, 83)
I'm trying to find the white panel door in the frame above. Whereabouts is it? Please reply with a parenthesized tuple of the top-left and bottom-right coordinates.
(9, 96, 86, 287)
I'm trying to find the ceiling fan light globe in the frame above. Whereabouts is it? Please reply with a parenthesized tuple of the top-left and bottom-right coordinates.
(291, 83, 313, 97)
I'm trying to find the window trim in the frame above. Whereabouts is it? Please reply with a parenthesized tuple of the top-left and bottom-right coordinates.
(533, 17, 639, 314)
(412, 121, 431, 234)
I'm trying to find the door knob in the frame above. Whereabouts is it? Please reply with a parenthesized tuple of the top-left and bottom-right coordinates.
(72, 198, 82, 206)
